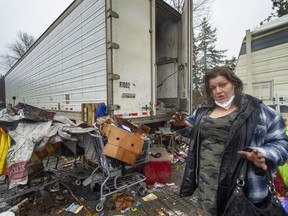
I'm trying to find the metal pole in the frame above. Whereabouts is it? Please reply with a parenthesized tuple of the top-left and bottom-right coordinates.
(188, 0, 193, 114)
(246, 29, 253, 94)
(275, 93, 280, 113)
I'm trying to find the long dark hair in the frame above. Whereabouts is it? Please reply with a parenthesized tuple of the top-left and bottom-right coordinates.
(203, 66, 243, 99)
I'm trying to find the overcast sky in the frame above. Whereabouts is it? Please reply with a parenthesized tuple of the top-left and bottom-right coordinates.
(211, 0, 272, 58)
(0, 0, 73, 75)
(0, 0, 273, 75)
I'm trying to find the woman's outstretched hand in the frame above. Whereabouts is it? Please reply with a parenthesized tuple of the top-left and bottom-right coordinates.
(238, 149, 267, 171)
(170, 112, 193, 128)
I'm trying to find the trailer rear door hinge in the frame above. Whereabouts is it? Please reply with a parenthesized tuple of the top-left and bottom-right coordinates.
(107, 10, 119, 18)
(108, 74, 120, 80)
(142, 104, 152, 111)
(108, 42, 119, 49)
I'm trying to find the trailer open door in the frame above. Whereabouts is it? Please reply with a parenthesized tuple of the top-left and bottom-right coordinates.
(106, 0, 155, 118)
(181, 0, 193, 113)
(155, 0, 192, 115)
(106, 0, 193, 121)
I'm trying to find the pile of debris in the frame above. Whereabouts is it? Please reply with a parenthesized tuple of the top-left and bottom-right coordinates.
(0, 103, 189, 215)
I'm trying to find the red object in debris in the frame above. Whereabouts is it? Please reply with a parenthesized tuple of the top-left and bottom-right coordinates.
(142, 147, 171, 185)
(274, 170, 288, 198)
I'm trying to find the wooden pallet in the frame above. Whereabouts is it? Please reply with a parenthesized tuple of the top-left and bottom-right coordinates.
(81, 103, 99, 126)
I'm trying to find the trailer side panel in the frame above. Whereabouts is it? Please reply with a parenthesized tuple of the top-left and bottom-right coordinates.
(5, 0, 107, 112)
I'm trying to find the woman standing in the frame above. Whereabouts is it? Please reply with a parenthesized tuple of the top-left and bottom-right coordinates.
(170, 66, 288, 215)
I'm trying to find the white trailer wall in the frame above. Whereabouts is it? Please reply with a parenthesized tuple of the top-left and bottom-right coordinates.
(5, 0, 107, 112)
(235, 15, 288, 102)
(5, 0, 188, 123)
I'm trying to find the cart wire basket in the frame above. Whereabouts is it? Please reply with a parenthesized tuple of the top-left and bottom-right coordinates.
(88, 131, 149, 212)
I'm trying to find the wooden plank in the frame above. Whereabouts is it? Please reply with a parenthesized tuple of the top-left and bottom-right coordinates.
(81, 103, 98, 125)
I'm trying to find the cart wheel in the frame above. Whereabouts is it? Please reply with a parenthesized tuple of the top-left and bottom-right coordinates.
(75, 179, 81, 186)
(52, 182, 60, 190)
(95, 203, 104, 212)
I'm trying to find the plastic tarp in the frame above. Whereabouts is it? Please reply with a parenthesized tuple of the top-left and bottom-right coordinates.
(6, 121, 52, 188)
(0, 128, 11, 174)
(0, 103, 99, 189)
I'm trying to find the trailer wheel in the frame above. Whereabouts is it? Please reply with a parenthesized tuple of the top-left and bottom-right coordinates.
(95, 203, 104, 212)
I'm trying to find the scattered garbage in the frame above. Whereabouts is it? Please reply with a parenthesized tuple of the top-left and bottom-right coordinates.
(150, 152, 162, 158)
(154, 182, 165, 188)
(0, 103, 192, 215)
(65, 202, 84, 214)
(110, 192, 135, 212)
(142, 193, 158, 202)
(120, 206, 131, 213)
(130, 201, 141, 212)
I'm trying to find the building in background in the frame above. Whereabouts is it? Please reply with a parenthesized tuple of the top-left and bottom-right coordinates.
(0, 76, 5, 109)
(235, 14, 288, 116)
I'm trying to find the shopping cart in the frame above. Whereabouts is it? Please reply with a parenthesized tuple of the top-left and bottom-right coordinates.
(88, 131, 149, 212)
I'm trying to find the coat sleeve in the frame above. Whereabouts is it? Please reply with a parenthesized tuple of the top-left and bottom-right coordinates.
(247, 104, 288, 171)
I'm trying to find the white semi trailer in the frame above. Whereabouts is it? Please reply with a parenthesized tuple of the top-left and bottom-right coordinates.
(5, 0, 193, 124)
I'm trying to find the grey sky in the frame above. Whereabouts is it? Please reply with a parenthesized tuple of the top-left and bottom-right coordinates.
(0, 0, 73, 75)
(0, 0, 272, 75)
(211, 0, 272, 58)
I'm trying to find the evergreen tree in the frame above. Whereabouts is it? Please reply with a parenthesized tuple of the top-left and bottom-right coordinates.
(261, 0, 288, 24)
(224, 56, 237, 71)
(193, 18, 226, 93)
(273, 0, 288, 17)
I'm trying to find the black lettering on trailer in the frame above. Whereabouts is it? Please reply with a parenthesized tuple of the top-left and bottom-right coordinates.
(119, 81, 130, 89)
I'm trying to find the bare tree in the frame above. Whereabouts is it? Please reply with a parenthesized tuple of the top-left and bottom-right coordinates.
(193, 0, 214, 29)
(165, 0, 185, 12)
(0, 31, 35, 72)
(164, 0, 214, 29)
(0, 55, 17, 71)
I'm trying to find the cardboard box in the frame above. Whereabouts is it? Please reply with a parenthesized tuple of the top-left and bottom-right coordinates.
(115, 117, 150, 136)
(102, 124, 144, 165)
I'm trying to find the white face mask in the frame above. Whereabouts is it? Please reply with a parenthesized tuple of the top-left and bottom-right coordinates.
(215, 95, 235, 110)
